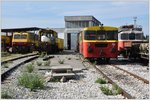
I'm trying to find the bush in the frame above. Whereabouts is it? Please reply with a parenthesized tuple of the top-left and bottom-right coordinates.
(26, 64, 34, 73)
(100, 85, 113, 95)
(95, 78, 107, 84)
(58, 59, 64, 64)
(1, 91, 12, 99)
(36, 61, 42, 66)
(18, 73, 45, 91)
(44, 60, 51, 66)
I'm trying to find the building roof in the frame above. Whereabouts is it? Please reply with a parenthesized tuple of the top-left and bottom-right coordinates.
(64, 16, 101, 24)
(1, 27, 43, 32)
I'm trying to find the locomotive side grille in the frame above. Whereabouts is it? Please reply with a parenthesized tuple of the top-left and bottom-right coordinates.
(95, 43, 108, 47)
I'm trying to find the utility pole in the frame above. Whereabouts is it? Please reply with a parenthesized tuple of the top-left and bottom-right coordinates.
(133, 17, 137, 28)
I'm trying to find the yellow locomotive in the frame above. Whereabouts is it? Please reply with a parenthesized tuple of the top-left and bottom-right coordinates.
(12, 32, 38, 53)
(1, 35, 12, 52)
(11, 29, 64, 53)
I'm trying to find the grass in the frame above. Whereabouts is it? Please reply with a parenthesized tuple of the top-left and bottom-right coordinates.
(58, 59, 64, 64)
(112, 84, 122, 95)
(1, 91, 12, 99)
(100, 85, 113, 95)
(95, 78, 107, 84)
(44, 60, 51, 66)
(26, 64, 34, 73)
(1, 52, 11, 57)
(40, 52, 47, 58)
(93, 61, 97, 65)
(100, 84, 122, 95)
(3, 63, 9, 68)
(18, 73, 45, 91)
(36, 61, 42, 66)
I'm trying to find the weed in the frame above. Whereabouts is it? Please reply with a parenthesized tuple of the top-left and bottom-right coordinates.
(44, 60, 51, 66)
(36, 61, 42, 66)
(26, 64, 34, 73)
(58, 59, 64, 64)
(93, 61, 97, 65)
(100, 85, 113, 95)
(1, 91, 12, 99)
(112, 84, 122, 95)
(3, 63, 9, 68)
(95, 78, 107, 84)
(40, 52, 47, 58)
(18, 73, 45, 91)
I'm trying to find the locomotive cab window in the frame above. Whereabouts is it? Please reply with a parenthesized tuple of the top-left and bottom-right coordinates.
(84, 31, 96, 40)
(136, 33, 143, 40)
(97, 30, 106, 40)
(129, 33, 135, 40)
(21, 34, 27, 39)
(106, 31, 118, 40)
(14, 34, 20, 39)
(121, 33, 128, 40)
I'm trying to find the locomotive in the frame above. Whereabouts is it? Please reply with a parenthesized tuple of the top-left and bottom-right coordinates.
(12, 32, 38, 53)
(78, 26, 118, 62)
(11, 29, 64, 54)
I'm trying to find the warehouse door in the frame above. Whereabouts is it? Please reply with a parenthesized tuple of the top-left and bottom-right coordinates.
(67, 33, 71, 50)
(71, 33, 77, 50)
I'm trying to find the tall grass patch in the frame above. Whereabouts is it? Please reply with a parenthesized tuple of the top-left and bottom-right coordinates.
(18, 73, 45, 91)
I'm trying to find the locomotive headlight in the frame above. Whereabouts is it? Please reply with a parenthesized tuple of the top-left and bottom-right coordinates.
(87, 43, 91, 47)
(111, 43, 116, 53)
(112, 43, 115, 47)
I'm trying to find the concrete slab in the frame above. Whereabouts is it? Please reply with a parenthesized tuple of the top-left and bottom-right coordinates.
(50, 65, 73, 73)
(53, 73, 75, 79)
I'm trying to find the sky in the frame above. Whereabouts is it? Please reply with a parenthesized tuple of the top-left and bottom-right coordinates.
(1, 0, 149, 38)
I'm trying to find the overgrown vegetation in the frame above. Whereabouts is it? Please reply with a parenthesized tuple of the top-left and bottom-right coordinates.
(100, 84, 122, 95)
(26, 64, 34, 73)
(58, 59, 64, 64)
(95, 78, 107, 84)
(18, 73, 45, 91)
(1, 52, 11, 57)
(36, 61, 42, 66)
(1, 91, 12, 99)
(3, 63, 9, 68)
(44, 60, 51, 66)
(40, 52, 47, 58)
(100, 85, 113, 95)
(112, 84, 122, 95)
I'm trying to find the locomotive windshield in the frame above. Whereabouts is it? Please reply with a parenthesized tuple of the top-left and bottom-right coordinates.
(84, 31, 96, 40)
(84, 30, 117, 40)
(14, 34, 27, 39)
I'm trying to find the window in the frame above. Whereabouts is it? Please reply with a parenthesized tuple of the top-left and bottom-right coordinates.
(129, 33, 135, 40)
(21, 34, 27, 39)
(107, 31, 118, 40)
(84, 31, 96, 40)
(97, 30, 106, 40)
(14, 34, 20, 39)
(121, 33, 128, 40)
(136, 33, 142, 40)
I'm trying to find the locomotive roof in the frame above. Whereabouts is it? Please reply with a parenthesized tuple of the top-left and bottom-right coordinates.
(83, 26, 118, 31)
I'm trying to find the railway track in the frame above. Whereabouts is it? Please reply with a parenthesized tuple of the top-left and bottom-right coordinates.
(80, 56, 149, 99)
(1, 53, 38, 65)
(1, 55, 39, 82)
